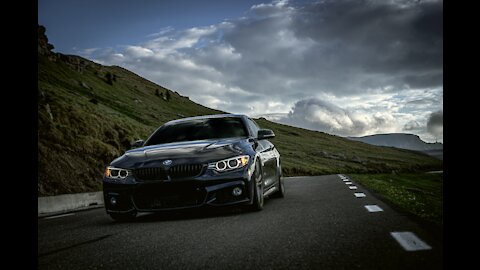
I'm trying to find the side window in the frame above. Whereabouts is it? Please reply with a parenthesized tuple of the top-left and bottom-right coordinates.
(246, 118, 260, 137)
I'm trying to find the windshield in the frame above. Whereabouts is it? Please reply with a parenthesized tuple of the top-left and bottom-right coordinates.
(145, 117, 248, 145)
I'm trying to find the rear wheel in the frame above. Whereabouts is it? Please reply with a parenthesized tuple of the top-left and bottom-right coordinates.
(250, 160, 264, 211)
(109, 210, 137, 222)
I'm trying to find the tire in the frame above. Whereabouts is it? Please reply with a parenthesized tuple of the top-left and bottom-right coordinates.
(109, 210, 137, 222)
(272, 173, 285, 198)
(250, 160, 264, 211)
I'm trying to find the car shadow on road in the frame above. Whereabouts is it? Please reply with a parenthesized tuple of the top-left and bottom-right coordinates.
(139, 207, 243, 223)
(102, 200, 273, 225)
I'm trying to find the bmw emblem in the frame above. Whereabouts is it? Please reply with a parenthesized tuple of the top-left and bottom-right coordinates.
(162, 159, 173, 166)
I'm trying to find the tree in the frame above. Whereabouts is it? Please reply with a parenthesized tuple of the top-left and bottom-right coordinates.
(155, 89, 160, 97)
(165, 91, 171, 101)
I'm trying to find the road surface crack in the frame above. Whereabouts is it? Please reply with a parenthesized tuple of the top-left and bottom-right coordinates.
(38, 234, 114, 257)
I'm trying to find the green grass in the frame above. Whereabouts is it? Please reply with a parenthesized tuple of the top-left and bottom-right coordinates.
(349, 173, 443, 225)
(37, 49, 442, 196)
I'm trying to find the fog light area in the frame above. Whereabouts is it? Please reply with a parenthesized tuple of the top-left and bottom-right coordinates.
(110, 197, 117, 205)
(232, 187, 242, 196)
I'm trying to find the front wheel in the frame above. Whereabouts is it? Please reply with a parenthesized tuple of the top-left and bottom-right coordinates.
(272, 173, 285, 198)
(250, 160, 264, 211)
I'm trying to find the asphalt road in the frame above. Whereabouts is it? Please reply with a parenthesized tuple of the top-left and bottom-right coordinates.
(38, 175, 443, 269)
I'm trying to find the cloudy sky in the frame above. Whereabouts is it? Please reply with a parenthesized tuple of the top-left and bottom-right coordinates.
(39, 0, 443, 143)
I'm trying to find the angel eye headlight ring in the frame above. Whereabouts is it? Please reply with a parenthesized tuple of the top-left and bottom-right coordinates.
(105, 167, 131, 179)
(211, 155, 249, 172)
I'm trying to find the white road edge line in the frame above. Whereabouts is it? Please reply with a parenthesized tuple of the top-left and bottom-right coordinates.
(44, 213, 75, 219)
(345, 182, 353, 185)
(354, 192, 366, 198)
(349, 186, 358, 190)
(364, 205, 383, 212)
(390, 232, 432, 251)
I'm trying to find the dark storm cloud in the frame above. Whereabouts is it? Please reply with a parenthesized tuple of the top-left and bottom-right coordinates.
(182, 0, 443, 98)
(401, 73, 443, 89)
(287, 0, 443, 93)
(427, 110, 443, 139)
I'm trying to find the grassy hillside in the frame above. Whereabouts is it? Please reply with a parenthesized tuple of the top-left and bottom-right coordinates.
(350, 173, 443, 225)
(38, 27, 442, 196)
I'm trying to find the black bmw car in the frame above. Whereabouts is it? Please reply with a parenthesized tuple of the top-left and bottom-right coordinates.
(103, 114, 284, 221)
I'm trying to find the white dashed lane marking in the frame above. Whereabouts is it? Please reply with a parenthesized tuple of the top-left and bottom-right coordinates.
(336, 175, 430, 252)
(390, 232, 432, 251)
(44, 213, 75, 219)
(354, 192, 366, 198)
(364, 205, 383, 212)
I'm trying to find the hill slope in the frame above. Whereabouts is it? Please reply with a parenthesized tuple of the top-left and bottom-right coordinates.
(37, 26, 442, 196)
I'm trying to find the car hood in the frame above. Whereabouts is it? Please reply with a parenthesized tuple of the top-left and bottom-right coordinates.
(110, 138, 251, 169)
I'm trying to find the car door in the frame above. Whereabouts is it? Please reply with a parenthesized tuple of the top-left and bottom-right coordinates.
(258, 139, 277, 189)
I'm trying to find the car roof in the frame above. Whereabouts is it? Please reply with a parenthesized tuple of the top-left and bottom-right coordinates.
(164, 114, 248, 125)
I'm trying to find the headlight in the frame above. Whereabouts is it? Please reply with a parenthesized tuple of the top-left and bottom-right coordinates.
(105, 167, 131, 179)
(209, 155, 249, 172)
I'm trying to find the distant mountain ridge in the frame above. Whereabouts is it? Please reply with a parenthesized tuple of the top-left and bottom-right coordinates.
(348, 133, 442, 151)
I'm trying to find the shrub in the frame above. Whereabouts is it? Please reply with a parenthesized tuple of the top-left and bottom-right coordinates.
(105, 72, 113, 85)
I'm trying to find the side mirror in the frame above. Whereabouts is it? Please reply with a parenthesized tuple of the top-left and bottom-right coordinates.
(131, 139, 145, 148)
(257, 129, 275, 140)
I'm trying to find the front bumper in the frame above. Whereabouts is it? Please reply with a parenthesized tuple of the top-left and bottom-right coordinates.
(103, 176, 254, 213)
